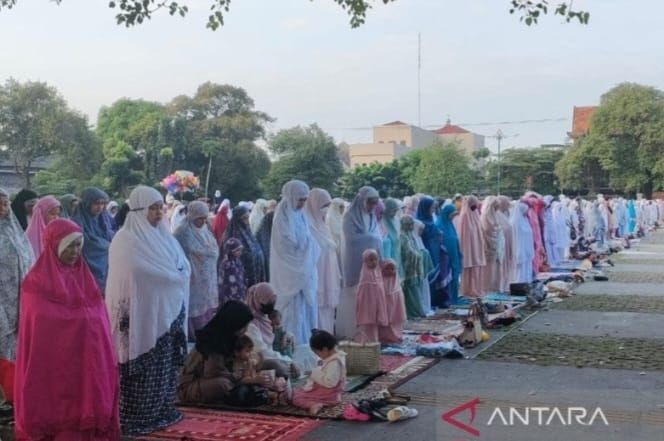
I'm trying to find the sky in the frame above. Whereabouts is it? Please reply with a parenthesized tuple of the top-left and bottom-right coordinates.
(1, 0, 663, 151)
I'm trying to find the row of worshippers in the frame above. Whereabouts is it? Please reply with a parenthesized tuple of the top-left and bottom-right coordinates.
(3, 183, 663, 439)
(1, 184, 353, 440)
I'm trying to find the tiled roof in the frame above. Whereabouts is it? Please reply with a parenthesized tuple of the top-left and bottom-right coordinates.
(382, 120, 408, 126)
(434, 123, 469, 135)
(571, 106, 597, 138)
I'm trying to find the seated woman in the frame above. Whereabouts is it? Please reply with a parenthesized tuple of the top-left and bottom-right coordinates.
(14, 219, 120, 441)
(178, 300, 271, 407)
(244, 283, 300, 379)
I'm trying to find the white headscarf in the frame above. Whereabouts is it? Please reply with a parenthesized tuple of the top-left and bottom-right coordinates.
(270, 180, 320, 307)
(326, 198, 345, 250)
(106, 185, 191, 363)
(249, 198, 268, 235)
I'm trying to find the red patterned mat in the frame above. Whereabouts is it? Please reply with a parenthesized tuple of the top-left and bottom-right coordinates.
(137, 408, 322, 441)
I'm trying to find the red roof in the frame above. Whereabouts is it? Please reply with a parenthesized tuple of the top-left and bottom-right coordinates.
(382, 120, 407, 126)
(434, 122, 469, 135)
(570, 106, 597, 138)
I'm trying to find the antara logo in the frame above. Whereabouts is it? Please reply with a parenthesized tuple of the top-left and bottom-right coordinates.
(442, 398, 610, 439)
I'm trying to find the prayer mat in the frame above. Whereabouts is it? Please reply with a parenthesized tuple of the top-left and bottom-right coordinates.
(180, 357, 438, 420)
(137, 408, 322, 441)
(403, 317, 465, 336)
(345, 355, 415, 392)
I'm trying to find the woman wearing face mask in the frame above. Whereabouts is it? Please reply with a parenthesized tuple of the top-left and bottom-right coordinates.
(244, 283, 300, 379)
(304, 188, 341, 334)
(174, 201, 220, 338)
(337, 186, 383, 339)
(458, 195, 486, 298)
(15, 219, 120, 441)
(106, 186, 191, 436)
(72, 187, 114, 293)
(270, 180, 320, 346)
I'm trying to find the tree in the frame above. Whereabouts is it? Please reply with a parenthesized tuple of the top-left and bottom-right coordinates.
(169, 82, 273, 201)
(0, 79, 86, 188)
(34, 112, 103, 195)
(96, 98, 169, 184)
(581, 83, 664, 197)
(555, 138, 610, 195)
(487, 147, 564, 197)
(98, 140, 146, 197)
(0, 1, 590, 30)
(337, 160, 413, 200)
(263, 124, 344, 198)
(408, 142, 477, 197)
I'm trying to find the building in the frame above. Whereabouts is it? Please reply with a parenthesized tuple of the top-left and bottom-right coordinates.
(0, 156, 54, 195)
(569, 106, 597, 139)
(348, 119, 484, 167)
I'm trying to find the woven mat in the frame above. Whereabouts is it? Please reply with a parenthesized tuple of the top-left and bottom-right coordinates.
(180, 356, 438, 420)
(403, 317, 465, 336)
(345, 355, 415, 392)
(137, 408, 322, 441)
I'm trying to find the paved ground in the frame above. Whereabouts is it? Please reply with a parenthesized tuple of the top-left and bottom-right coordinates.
(303, 232, 664, 441)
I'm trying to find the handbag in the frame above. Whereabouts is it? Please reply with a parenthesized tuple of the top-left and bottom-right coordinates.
(339, 336, 381, 375)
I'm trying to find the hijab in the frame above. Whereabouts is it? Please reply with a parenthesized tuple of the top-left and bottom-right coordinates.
(106, 185, 191, 363)
(356, 249, 388, 327)
(458, 195, 486, 268)
(249, 199, 268, 235)
(212, 199, 230, 246)
(72, 188, 114, 291)
(304, 188, 336, 252)
(11, 189, 38, 231)
(58, 194, 79, 219)
(15, 218, 120, 441)
(224, 205, 266, 288)
(326, 198, 345, 249)
(26, 196, 61, 258)
(342, 186, 382, 287)
(436, 203, 462, 273)
(416, 196, 443, 268)
(195, 300, 254, 358)
(245, 283, 277, 347)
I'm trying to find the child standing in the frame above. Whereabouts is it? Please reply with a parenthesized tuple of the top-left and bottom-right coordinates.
(219, 237, 247, 304)
(292, 330, 347, 416)
(379, 259, 407, 343)
(269, 310, 295, 358)
(355, 249, 388, 343)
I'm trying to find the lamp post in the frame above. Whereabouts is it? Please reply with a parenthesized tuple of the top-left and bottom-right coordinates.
(496, 129, 503, 195)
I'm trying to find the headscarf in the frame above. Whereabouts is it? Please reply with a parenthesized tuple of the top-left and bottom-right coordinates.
(58, 194, 79, 219)
(304, 188, 341, 312)
(15, 218, 120, 441)
(195, 300, 254, 358)
(249, 199, 268, 235)
(400, 215, 423, 282)
(26, 196, 61, 258)
(458, 195, 486, 268)
(10, 189, 38, 231)
(326, 198, 345, 250)
(169, 203, 187, 234)
(436, 203, 462, 275)
(381, 259, 407, 326)
(107, 201, 119, 215)
(355, 249, 388, 328)
(480, 196, 505, 262)
(218, 237, 247, 304)
(212, 199, 230, 246)
(342, 186, 382, 287)
(0, 188, 34, 364)
(72, 188, 113, 291)
(382, 198, 402, 276)
(416, 196, 443, 268)
(223, 205, 266, 288)
(106, 185, 191, 363)
(270, 180, 320, 307)
(512, 202, 535, 265)
(255, 211, 275, 281)
(245, 283, 277, 347)
(174, 201, 219, 319)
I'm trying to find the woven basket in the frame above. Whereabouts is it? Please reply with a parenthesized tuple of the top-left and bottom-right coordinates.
(339, 340, 381, 375)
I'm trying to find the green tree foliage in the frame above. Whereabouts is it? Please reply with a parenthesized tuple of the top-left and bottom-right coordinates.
(487, 147, 563, 197)
(337, 160, 413, 200)
(263, 124, 344, 199)
(408, 142, 476, 197)
(582, 83, 664, 197)
(0, 79, 95, 188)
(99, 140, 146, 197)
(555, 138, 610, 195)
(96, 98, 170, 185)
(168, 82, 272, 201)
(0, 1, 590, 30)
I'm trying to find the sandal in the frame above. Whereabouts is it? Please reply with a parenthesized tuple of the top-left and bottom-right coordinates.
(387, 406, 419, 422)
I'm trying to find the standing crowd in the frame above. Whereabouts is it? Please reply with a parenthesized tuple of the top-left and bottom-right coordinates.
(1, 182, 662, 439)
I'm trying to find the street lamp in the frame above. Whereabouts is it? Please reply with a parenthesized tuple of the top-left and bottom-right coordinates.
(496, 129, 503, 195)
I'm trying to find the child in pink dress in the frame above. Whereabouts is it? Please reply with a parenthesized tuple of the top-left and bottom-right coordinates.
(379, 259, 407, 343)
(355, 249, 388, 342)
(292, 330, 347, 416)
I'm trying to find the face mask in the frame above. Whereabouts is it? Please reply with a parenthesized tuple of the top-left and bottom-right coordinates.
(260, 303, 275, 315)
(470, 205, 478, 211)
